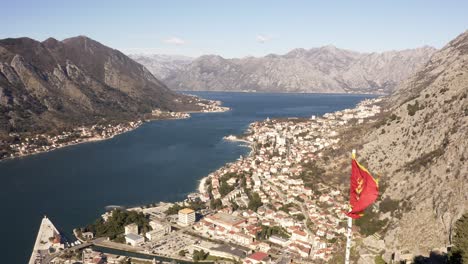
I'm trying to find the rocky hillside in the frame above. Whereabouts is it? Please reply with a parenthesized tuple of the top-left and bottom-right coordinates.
(0, 36, 199, 136)
(128, 54, 193, 79)
(349, 31, 467, 260)
(158, 46, 435, 94)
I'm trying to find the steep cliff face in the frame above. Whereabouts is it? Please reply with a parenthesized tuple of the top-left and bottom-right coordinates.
(158, 46, 435, 94)
(0, 36, 195, 135)
(359, 31, 468, 257)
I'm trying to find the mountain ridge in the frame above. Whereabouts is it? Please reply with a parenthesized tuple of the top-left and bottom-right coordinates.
(342, 30, 467, 261)
(0, 36, 201, 137)
(131, 46, 436, 94)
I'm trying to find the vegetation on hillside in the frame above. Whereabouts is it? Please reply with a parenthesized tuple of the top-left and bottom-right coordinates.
(449, 213, 468, 263)
(210, 198, 223, 209)
(407, 100, 424, 116)
(84, 209, 151, 241)
(165, 200, 207, 215)
(299, 161, 326, 189)
(355, 208, 388, 236)
(192, 249, 209, 262)
(248, 192, 263, 212)
(257, 225, 290, 240)
(379, 197, 400, 213)
(374, 255, 387, 264)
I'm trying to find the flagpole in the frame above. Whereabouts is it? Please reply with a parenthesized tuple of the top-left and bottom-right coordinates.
(345, 216, 352, 264)
(345, 149, 356, 264)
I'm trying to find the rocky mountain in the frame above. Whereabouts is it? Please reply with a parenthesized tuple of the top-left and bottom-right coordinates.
(128, 54, 193, 79)
(326, 31, 467, 261)
(159, 46, 436, 94)
(365, 30, 467, 259)
(0, 36, 199, 136)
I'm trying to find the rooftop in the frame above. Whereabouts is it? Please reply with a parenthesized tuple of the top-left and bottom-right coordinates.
(212, 244, 247, 258)
(207, 212, 245, 226)
(248, 252, 269, 261)
(179, 208, 195, 214)
(125, 233, 144, 241)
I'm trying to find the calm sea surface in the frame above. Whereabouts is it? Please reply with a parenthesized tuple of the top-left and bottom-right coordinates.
(0, 92, 374, 263)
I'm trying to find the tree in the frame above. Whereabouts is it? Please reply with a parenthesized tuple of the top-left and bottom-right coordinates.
(449, 213, 468, 263)
(295, 214, 305, 221)
(188, 200, 206, 211)
(355, 208, 388, 236)
(379, 197, 399, 213)
(248, 192, 263, 212)
(257, 225, 290, 240)
(279, 203, 293, 213)
(193, 250, 209, 262)
(165, 204, 183, 215)
(84, 209, 151, 241)
(374, 255, 386, 264)
(219, 181, 234, 196)
(241, 175, 247, 188)
(210, 198, 222, 209)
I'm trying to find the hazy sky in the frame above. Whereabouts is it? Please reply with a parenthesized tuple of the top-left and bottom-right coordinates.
(3, 0, 468, 58)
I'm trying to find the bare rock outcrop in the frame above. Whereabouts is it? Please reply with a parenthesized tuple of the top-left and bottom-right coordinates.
(359, 30, 468, 258)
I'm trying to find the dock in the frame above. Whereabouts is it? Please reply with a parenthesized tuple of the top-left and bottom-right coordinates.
(28, 216, 64, 264)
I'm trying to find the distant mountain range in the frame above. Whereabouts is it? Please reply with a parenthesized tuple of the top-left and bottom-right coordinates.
(128, 54, 193, 79)
(0, 36, 201, 136)
(131, 46, 436, 94)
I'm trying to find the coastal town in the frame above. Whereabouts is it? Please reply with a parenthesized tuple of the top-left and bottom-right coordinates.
(0, 97, 229, 161)
(30, 98, 383, 264)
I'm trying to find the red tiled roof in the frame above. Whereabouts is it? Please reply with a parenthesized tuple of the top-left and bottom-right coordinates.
(248, 252, 268, 261)
(293, 230, 307, 236)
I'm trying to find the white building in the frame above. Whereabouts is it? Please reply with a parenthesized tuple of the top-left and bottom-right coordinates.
(146, 221, 171, 241)
(125, 233, 144, 246)
(124, 223, 138, 235)
(178, 208, 196, 226)
(291, 230, 309, 243)
(269, 235, 288, 247)
(149, 220, 171, 233)
(146, 229, 163, 241)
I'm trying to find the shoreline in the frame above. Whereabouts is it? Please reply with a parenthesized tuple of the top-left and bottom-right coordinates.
(54, 95, 381, 263)
(1, 109, 230, 163)
(222, 134, 251, 144)
(182, 90, 384, 96)
(0, 131, 129, 163)
(195, 134, 254, 199)
(183, 107, 231, 114)
(0, 123, 142, 163)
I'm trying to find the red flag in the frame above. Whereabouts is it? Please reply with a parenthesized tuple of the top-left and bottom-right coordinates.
(346, 153, 379, 219)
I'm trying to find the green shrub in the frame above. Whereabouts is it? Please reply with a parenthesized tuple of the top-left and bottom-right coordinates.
(193, 249, 209, 262)
(405, 147, 444, 172)
(355, 208, 388, 236)
(380, 197, 400, 213)
(407, 101, 422, 116)
(295, 214, 305, 221)
(257, 225, 290, 240)
(449, 213, 468, 263)
(375, 255, 386, 264)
